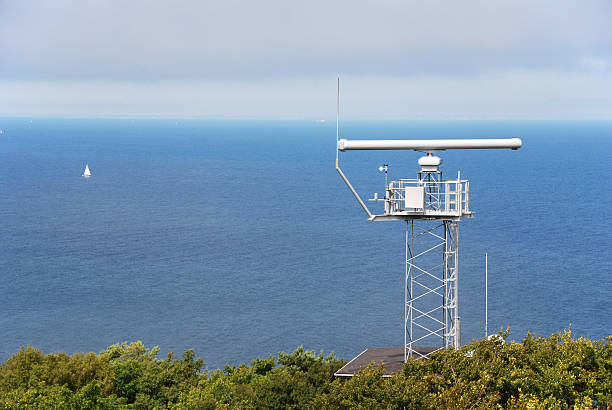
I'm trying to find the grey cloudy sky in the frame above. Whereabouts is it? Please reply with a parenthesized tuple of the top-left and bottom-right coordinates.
(1, 0, 611, 119)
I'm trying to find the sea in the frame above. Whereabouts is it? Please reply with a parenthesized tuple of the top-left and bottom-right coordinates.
(0, 118, 610, 369)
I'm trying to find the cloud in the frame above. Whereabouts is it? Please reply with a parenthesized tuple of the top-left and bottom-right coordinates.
(1, 1, 610, 118)
(1, 0, 611, 81)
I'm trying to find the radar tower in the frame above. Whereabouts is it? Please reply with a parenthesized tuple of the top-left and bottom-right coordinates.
(335, 78, 521, 360)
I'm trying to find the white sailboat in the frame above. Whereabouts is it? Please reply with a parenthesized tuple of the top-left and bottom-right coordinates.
(82, 164, 91, 178)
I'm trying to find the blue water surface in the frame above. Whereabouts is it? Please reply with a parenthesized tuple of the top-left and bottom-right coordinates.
(0, 118, 610, 368)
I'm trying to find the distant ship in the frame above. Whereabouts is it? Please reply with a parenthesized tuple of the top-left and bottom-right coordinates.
(82, 164, 91, 178)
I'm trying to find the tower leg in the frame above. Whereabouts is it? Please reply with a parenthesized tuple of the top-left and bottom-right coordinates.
(444, 220, 459, 349)
(405, 220, 460, 361)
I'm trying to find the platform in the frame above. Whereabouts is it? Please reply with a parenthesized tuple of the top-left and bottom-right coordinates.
(369, 212, 471, 221)
(334, 346, 440, 378)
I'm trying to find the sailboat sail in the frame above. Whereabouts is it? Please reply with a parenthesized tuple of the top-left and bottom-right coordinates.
(82, 164, 91, 177)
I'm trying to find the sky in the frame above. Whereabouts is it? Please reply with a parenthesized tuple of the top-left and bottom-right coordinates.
(0, 0, 611, 119)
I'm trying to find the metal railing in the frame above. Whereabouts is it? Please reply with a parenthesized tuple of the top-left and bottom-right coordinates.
(384, 178, 470, 216)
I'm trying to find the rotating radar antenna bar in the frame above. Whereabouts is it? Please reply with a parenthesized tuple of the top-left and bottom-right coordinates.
(334, 76, 522, 362)
(338, 138, 522, 151)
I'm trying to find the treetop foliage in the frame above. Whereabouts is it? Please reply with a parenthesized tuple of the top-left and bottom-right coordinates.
(0, 330, 609, 409)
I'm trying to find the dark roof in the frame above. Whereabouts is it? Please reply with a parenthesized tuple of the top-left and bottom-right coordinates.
(334, 346, 440, 377)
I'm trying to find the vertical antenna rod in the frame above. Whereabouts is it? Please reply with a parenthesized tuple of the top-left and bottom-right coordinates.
(485, 252, 488, 338)
(336, 75, 339, 166)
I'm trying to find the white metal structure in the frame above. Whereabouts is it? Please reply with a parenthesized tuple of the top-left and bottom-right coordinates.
(335, 78, 521, 361)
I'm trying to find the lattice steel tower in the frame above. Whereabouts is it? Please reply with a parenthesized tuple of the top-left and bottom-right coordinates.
(335, 79, 521, 361)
